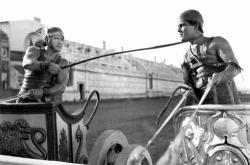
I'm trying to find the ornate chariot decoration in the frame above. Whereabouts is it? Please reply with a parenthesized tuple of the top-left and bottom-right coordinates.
(0, 119, 47, 159)
(175, 105, 250, 165)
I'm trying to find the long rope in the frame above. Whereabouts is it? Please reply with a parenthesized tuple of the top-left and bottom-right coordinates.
(0, 92, 30, 102)
(0, 94, 21, 102)
(61, 40, 189, 69)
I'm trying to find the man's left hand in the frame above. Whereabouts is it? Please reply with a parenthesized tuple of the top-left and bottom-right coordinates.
(210, 73, 223, 86)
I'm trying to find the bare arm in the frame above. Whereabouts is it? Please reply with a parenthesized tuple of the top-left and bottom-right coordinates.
(23, 46, 42, 71)
(45, 59, 69, 96)
(47, 71, 69, 96)
(23, 46, 62, 74)
(211, 37, 241, 84)
(26, 59, 69, 100)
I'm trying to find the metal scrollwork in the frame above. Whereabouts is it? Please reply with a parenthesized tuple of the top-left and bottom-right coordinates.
(59, 128, 70, 162)
(180, 118, 206, 164)
(0, 119, 47, 159)
(246, 123, 250, 144)
(75, 125, 88, 164)
(177, 107, 250, 165)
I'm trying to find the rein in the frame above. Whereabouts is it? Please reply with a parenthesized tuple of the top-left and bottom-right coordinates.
(0, 93, 30, 102)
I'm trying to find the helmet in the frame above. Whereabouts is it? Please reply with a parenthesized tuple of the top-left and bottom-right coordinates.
(35, 27, 64, 47)
(46, 27, 63, 37)
(179, 9, 204, 25)
(45, 27, 64, 45)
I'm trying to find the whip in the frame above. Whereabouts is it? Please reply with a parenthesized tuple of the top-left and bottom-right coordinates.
(61, 41, 189, 69)
(0, 40, 189, 103)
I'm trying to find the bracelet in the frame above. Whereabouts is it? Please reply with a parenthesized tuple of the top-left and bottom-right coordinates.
(40, 61, 51, 72)
(43, 88, 50, 96)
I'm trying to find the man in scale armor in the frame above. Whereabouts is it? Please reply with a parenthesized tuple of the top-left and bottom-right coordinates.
(157, 9, 243, 165)
(179, 9, 242, 104)
(17, 27, 69, 103)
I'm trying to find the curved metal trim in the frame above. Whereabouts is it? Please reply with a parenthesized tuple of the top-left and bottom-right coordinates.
(181, 104, 250, 111)
(57, 90, 100, 125)
(155, 85, 191, 125)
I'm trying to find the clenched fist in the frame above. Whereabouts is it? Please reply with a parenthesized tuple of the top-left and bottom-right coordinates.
(48, 63, 62, 75)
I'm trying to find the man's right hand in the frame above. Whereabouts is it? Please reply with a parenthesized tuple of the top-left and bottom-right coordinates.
(48, 63, 62, 75)
(26, 89, 44, 100)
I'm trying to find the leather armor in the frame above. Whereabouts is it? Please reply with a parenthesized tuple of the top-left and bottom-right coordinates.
(19, 46, 62, 102)
(182, 37, 240, 104)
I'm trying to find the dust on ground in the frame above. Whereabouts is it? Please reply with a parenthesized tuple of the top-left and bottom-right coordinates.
(63, 97, 180, 164)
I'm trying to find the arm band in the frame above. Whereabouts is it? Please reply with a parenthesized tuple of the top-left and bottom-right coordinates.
(43, 88, 50, 96)
(40, 61, 51, 72)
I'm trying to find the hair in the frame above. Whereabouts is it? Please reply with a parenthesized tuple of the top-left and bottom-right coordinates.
(47, 27, 63, 35)
(180, 9, 204, 33)
(34, 27, 64, 48)
(187, 20, 204, 33)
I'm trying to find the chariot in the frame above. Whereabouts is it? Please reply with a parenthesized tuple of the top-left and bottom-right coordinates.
(112, 86, 250, 165)
(0, 40, 247, 165)
(0, 90, 152, 165)
(0, 88, 249, 165)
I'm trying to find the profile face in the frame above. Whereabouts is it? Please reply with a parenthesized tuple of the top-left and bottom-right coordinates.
(178, 20, 196, 42)
(48, 31, 64, 52)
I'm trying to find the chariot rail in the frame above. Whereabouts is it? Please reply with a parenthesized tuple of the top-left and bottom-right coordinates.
(58, 90, 100, 126)
(0, 91, 100, 164)
(179, 104, 250, 111)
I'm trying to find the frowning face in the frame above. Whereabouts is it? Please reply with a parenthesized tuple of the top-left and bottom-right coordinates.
(47, 31, 64, 52)
(178, 21, 196, 42)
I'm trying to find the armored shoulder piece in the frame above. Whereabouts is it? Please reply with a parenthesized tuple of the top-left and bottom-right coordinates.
(25, 46, 41, 57)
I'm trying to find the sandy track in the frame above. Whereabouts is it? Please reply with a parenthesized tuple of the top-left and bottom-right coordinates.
(63, 97, 180, 163)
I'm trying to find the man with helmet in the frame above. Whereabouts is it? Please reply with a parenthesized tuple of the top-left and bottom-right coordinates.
(17, 27, 69, 103)
(178, 9, 241, 104)
(156, 9, 242, 165)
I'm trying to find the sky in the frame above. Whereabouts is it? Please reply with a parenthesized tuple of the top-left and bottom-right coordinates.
(0, 0, 250, 90)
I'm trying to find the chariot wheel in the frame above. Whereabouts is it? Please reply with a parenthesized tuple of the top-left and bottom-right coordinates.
(88, 129, 129, 165)
(114, 144, 153, 165)
(205, 145, 249, 165)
